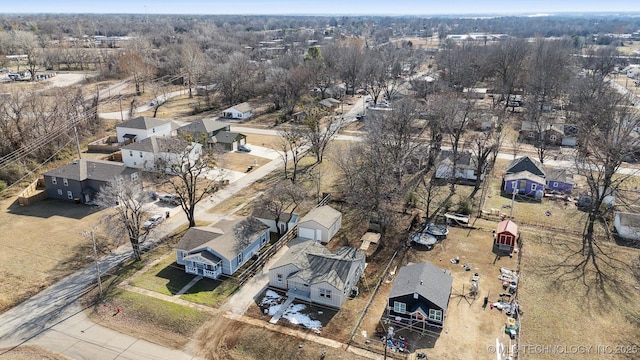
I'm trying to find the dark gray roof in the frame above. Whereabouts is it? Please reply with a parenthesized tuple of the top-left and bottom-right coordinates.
(252, 207, 298, 223)
(178, 118, 229, 135)
(117, 116, 171, 130)
(43, 159, 137, 182)
(175, 217, 269, 260)
(389, 262, 453, 311)
(271, 241, 365, 291)
(121, 136, 175, 153)
(504, 170, 546, 184)
(214, 131, 245, 144)
(505, 156, 546, 178)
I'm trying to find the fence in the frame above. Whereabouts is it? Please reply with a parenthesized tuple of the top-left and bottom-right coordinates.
(235, 193, 332, 286)
(18, 178, 48, 206)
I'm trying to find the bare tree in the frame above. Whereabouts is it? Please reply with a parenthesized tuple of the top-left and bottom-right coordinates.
(275, 128, 306, 184)
(118, 51, 156, 95)
(300, 106, 341, 164)
(180, 41, 206, 98)
(156, 138, 218, 227)
(467, 131, 497, 198)
(215, 52, 256, 106)
(487, 38, 529, 107)
(95, 176, 152, 261)
(260, 182, 306, 235)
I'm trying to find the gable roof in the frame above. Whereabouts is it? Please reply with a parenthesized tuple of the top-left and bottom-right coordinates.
(224, 102, 252, 113)
(546, 167, 574, 184)
(214, 131, 245, 144)
(175, 217, 269, 260)
(504, 170, 546, 185)
(437, 149, 473, 167)
(272, 241, 365, 291)
(43, 159, 136, 182)
(615, 212, 640, 229)
(389, 262, 453, 311)
(505, 156, 546, 177)
(497, 219, 518, 235)
(117, 116, 171, 130)
(178, 118, 229, 135)
(300, 205, 341, 229)
(121, 136, 176, 153)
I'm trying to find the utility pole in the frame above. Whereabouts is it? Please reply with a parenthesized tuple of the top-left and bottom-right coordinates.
(73, 124, 82, 160)
(85, 230, 103, 297)
(510, 188, 517, 218)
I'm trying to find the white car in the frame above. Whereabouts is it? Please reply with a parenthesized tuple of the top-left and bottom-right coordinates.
(144, 214, 165, 229)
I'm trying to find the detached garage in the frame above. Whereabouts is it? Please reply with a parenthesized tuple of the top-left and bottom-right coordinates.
(298, 205, 342, 243)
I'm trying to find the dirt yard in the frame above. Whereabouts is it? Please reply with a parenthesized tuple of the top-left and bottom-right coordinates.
(0, 196, 109, 313)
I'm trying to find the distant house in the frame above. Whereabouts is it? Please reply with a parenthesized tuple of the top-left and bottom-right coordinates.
(543, 124, 564, 146)
(222, 102, 253, 119)
(495, 220, 518, 252)
(614, 212, 640, 242)
(177, 118, 230, 145)
(562, 124, 578, 147)
(214, 132, 247, 151)
(386, 262, 453, 330)
(545, 167, 574, 194)
(503, 171, 546, 197)
(462, 87, 487, 99)
(297, 205, 342, 243)
(469, 113, 496, 131)
(268, 240, 366, 308)
(121, 136, 202, 174)
(434, 150, 482, 183)
(252, 207, 300, 234)
(520, 122, 577, 147)
(115, 116, 174, 143)
(175, 217, 270, 279)
(318, 97, 341, 110)
(42, 159, 138, 204)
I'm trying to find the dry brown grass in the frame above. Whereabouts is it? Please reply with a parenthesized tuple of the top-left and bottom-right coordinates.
(0, 345, 70, 360)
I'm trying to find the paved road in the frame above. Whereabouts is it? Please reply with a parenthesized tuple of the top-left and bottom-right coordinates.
(0, 152, 290, 359)
(99, 88, 190, 120)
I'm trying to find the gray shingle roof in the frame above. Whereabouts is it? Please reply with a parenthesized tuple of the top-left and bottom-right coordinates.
(299, 205, 341, 229)
(546, 167, 574, 184)
(271, 241, 365, 291)
(175, 217, 269, 260)
(214, 131, 245, 144)
(117, 116, 171, 130)
(224, 102, 252, 113)
(504, 170, 546, 184)
(178, 118, 229, 134)
(43, 159, 136, 182)
(121, 136, 175, 153)
(389, 262, 453, 311)
(437, 149, 473, 167)
(505, 156, 546, 177)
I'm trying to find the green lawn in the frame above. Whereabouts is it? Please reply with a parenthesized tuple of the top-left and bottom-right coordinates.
(129, 255, 195, 296)
(180, 277, 238, 307)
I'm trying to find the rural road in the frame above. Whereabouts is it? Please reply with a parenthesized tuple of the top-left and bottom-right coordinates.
(0, 148, 292, 359)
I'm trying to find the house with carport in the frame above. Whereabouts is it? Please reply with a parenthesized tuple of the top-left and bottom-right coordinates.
(175, 217, 270, 279)
(297, 205, 342, 243)
(268, 240, 365, 308)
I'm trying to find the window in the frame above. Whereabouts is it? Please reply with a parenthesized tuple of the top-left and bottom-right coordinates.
(528, 132, 534, 138)
(429, 309, 443, 322)
(63, 178, 68, 186)
(139, 152, 143, 158)
(51, 177, 57, 185)
(549, 135, 557, 141)
(393, 301, 406, 314)
(511, 181, 517, 189)
(57, 189, 63, 195)
(152, 128, 156, 133)
(130, 172, 138, 181)
(237, 253, 243, 264)
(531, 183, 537, 191)
(319, 288, 332, 299)
(133, 161, 137, 166)
(129, 151, 133, 156)
(67, 191, 73, 199)
(277, 274, 283, 283)
(262, 235, 268, 245)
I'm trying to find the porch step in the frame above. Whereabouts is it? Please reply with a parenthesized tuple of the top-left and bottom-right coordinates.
(269, 296, 295, 324)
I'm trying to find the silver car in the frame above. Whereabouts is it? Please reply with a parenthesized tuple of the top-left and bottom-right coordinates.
(144, 214, 165, 229)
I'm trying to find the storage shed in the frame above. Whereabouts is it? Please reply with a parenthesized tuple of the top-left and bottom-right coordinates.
(297, 205, 341, 243)
(495, 220, 518, 253)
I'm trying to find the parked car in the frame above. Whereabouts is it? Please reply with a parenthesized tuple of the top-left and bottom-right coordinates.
(159, 194, 181, 205)
(144, 214, 165, 229)
(237, 144, 251, 153)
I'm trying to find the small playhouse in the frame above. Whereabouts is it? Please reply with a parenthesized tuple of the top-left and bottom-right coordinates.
(495, 220, 519, 253)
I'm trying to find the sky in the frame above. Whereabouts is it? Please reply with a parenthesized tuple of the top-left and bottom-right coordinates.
(2, 0, 640, 16)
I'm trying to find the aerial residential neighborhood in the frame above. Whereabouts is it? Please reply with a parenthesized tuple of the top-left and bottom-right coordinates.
(0, 4, 640, 360)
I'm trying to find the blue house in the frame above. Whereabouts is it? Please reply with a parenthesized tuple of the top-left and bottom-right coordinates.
(505, 156, 546, 178)
(545, 168, 574, 194)
(503, 171, 546, 197)
(175, 216, 270, 279)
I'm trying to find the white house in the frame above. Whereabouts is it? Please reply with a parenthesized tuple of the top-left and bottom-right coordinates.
(121, 136, 202, 174)
(222, 102, 253, 119)
(252, 207, 300, 234)
(297, 205, 341, 243)
(116, 116, 174, 143)
(268, 241, 365, 308)
(175, 217, 270, 279)
(435, 150, 482, 182)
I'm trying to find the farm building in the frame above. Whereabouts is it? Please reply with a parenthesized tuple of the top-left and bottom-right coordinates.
(495, 220, 519, 253)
